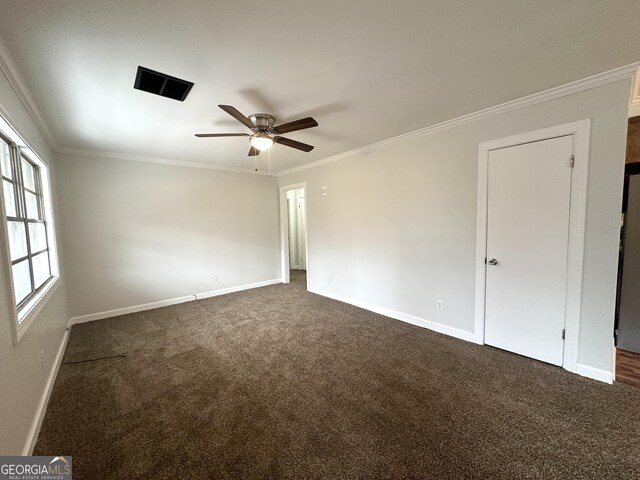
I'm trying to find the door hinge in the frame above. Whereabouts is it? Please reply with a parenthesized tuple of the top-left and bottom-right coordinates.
(562, 328, 566, 340)
(569, 155, 575, 168)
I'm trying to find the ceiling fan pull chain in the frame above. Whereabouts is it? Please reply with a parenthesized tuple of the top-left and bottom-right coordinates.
(255, 154, 258, 172)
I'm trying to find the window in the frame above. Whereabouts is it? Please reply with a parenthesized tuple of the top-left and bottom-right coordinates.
(0, 117, 59, 342)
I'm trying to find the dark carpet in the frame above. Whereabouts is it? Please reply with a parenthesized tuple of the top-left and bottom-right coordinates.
(35, 270, 640, 479)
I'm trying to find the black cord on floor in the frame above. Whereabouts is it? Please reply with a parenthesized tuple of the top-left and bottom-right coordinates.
(64, 354, 128, 365)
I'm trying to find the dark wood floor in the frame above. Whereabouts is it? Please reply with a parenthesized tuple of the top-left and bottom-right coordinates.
(616, 348, 640, 388)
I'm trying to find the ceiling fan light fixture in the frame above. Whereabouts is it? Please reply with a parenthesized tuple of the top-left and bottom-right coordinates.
(249, 133, 274, 151)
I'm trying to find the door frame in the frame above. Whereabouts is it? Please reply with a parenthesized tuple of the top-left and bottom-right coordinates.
(474, 119, 591, 373)
(279, 182, 309, 289)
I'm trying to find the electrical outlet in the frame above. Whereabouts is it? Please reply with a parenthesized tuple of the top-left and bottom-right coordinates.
(437, 300, 444, 311)
(328, 275, 333, 284)
(211, 275, 218, 283)
(40, 349, 45, 369)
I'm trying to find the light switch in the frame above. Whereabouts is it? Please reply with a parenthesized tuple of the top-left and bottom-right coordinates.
(321, 186, 327, 196)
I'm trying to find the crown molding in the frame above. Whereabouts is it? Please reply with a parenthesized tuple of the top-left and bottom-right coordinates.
(1, 25, 636, 177)
(55, 146, 269, 176)
(0, 33, 265, 175)
(277, 62, 639, 177)
(0, 33, 58, 151)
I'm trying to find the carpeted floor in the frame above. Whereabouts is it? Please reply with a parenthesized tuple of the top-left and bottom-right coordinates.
(35, 270, 640, 479)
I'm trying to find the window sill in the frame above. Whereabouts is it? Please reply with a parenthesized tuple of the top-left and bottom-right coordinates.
(12, 275, 61, 344)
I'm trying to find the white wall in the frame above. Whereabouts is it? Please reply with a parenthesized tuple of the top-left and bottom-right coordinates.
(0, 64, 629, 456)
(279, 79, 631, 375)
(0, 69, 69, 454)
(56, 154, 280, 319)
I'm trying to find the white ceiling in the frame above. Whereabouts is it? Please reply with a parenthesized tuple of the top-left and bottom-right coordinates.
(0, 0, 639, 173)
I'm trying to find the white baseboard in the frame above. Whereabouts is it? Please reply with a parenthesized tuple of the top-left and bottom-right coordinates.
(69, 295, 196, 325)
(68, 279, 282, 325)
(195, 279, 281, 300)
(22, 327, 70, 455)
(24, 279, 280, 453)
(308, 287, 479, 344)
(576, 363, 613, 384)
(24, 283, 614, 457)
(309, 288, 618, 384)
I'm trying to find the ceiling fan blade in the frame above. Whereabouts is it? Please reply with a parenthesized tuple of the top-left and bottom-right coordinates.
(219, 105, 256, 130)
(273, 117, 318, 134)
(248, 146, 261, 156)
(274, 136, 314, 152)
(194, 133, 249, 137)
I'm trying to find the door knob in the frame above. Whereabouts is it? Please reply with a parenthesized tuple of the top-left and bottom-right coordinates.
(487, 258, 498, 266)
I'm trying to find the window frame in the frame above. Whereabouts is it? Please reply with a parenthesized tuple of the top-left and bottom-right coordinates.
(0, 120, 60, 344)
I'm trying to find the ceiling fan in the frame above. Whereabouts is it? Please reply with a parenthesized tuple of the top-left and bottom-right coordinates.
(195, 105, 318, 156)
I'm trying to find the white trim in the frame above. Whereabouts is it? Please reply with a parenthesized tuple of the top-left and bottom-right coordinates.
(22, 327, 70, 455)
(277, 63, 637, 177)
(576, 363, 613, 384)
(69, 295, 195, 325)
(0, 161, 19, 339)
(55, 147, 268, 176)
(194, 279, 281, 300)
(0, 120, 62, 344)
(0, 99, 51, 166)
(0, 32, 259, 177)
(474, 119, 591, 374)
(14, 278, 61, 344)
(68, 279, 282, 325)
(0, 33, 58, 150)
(630, 67, 640, 118)
(309, 287, 478, 344)
(1, 25, 635, 177)
(279, 182, 309, 289)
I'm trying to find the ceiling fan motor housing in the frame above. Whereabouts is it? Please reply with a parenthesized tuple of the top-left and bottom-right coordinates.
(249, 114, 276, 132)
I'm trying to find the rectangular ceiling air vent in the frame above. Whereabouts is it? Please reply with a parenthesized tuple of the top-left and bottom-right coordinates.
(133, 66, 194, 101)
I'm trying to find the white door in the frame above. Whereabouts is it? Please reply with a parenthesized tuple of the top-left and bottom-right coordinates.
(484, 135, 573, 366)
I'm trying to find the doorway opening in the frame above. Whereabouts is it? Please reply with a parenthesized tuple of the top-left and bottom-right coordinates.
(612, 72, 640, 388)
(614, 114, 640, 387)
(279, 183, 309, 290)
